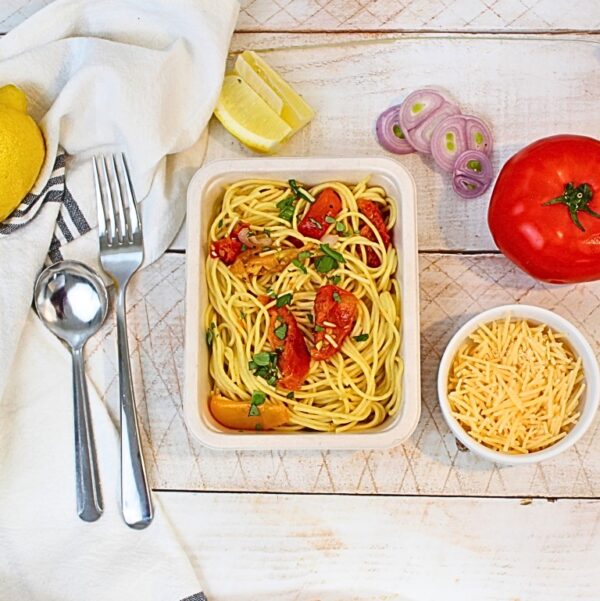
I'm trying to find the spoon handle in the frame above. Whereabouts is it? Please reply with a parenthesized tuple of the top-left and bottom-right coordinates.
(116, 290, 153, 529)
(71, 347, 103, 522)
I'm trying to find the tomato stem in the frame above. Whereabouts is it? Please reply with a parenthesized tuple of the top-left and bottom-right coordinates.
(543, 182, 599, 232)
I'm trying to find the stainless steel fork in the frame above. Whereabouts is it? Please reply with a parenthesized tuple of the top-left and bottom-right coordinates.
(93, 153, 153, 529)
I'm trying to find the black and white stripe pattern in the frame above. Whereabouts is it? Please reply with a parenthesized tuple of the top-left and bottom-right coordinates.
(0, 152, 91, 262)
(180, 594, 207, 601)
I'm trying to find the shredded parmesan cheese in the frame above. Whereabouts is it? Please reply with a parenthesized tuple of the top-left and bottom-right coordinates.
(447, 317, 584, 454)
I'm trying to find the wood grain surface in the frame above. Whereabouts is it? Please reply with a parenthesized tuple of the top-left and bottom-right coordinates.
(2, 0, 599, 32)
(86, 252, 600, 496)
(161, 492, 600, 601)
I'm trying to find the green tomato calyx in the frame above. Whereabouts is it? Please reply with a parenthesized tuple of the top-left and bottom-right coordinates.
(543, 182, 599, 232)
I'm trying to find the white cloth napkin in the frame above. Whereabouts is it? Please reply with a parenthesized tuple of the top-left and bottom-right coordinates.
(0, 0, 238, 599)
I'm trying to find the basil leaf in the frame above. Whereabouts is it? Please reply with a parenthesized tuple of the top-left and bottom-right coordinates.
(276, 293, 293, 307)
(314, 255, 337, 273)
(206, 329, 213, 347)
(320, 243, 345, 263)
(315, 325, 325, 332)
(298, 250, 312, 261)
(248, 404, 261, 417)
(330, 275, 341, 285)
(333, 291, 341, 303)
(251, 391, 266, 405)
(335, 221, 346, 233)
(275, 323, 288, 340)
(267, 375, 278, 386)
(353, 333, 369, 342)
(286, 391, 295, 399)
(325, 215, 336, 224)
(253, 352, 271, 367)
(248, 360, 258, 371)
(292, 258, 308, 274)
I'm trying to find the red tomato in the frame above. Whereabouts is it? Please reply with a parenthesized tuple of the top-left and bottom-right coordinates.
(210, 238, 242, 265)
(297, 188, 342, 239)
(358, 199, 392, 267)
(267, 306, 310, 391)
(488, 135, 600, 284)
(311, 285, 358, 360)
(210, 222, 249, 265)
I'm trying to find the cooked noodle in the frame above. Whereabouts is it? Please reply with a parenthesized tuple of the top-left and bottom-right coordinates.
(205, 177, 403, 432)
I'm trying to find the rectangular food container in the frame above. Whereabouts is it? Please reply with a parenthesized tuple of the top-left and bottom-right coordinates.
(183, 157, 420, 450)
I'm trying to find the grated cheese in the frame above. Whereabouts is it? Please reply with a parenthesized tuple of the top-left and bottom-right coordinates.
(447, 317, 585, 454)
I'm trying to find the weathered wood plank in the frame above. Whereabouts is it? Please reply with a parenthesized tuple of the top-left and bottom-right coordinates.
(161, 492, 600, 601)
(3, 0, 599, 33)
(86, 252, 600, 496)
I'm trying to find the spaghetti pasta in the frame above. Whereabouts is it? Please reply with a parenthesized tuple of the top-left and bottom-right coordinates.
(204, 177, 403, 432)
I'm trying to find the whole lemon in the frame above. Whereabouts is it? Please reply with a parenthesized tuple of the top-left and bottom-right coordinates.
(0, 84, 45, 222)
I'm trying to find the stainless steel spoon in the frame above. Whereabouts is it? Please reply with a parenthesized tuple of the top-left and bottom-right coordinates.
(34, 260, 108, 522)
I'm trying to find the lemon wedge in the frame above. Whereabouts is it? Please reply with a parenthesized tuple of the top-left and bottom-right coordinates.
(214, 75, 292, 154)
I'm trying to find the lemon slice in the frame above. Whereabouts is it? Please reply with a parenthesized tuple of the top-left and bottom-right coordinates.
(234, 55, 284, 116)
(215, 75, 292, 154)
(238, 51, 314, 131)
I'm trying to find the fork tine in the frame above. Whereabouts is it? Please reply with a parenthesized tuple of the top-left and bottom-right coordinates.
(99, 156, 117, 244)
(93, 156, 108, 243)
(120, 153, 141, 236)
(105, 155, 127, 244)
(111, 154, 131, 243)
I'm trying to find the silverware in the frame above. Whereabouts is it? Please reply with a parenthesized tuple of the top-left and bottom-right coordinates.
(93, 153, 153, 530)
(34, 260, 107, 522)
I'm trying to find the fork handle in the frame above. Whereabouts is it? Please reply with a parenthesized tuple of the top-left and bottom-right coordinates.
(116, 288, 154, 529)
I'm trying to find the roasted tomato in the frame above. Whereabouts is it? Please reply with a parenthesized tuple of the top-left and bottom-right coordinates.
(267, 305, 311, 390)
(210, 394, 289, 430)
(297, 187, 342, 239)
(210, 222, 249, 266)
(358, 199, 391, 267)
(488, 135, 600, 284)
(312, 285, 358, 360)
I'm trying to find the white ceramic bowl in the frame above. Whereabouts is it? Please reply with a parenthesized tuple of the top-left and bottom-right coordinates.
(183, 156, 421, 450)
(437, 304, 600, 464)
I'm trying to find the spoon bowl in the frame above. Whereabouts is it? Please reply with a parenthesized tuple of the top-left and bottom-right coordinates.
(34, 260, 108, 522)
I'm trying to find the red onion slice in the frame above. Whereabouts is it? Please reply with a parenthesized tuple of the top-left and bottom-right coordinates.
(375, 104, 415, 154)
(403, 101, 460, 154)
(452, 150, 493, 199)
(464, 116, 493, 155)
(398, 89, 446, 131)
(430, 115, 468, 172)
(237, 227, 273, 248)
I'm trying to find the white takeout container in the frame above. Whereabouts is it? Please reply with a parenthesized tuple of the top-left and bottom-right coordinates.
(183, 157, 420, 450)
(437, 304, 600, 465)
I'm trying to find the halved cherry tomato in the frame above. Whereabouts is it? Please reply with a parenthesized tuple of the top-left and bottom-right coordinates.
(210, 394, 289, 430)
(297, 188, 342, 239)
(210, 221, 249, 265)
(358, 200, 391, 267)
(312, 285, 358, 360)
(268, 305, 311, 390)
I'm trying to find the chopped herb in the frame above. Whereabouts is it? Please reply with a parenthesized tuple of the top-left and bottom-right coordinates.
(248, 360, 258, 370)
(248, 404, 261, 417)
(267, 375, 278, 386)
(251, 391, 266, 405)
(325, 215, 336, 224)
(263, 229, 271, 236)
(320, 243, 345, 263)
(267, 289, 277, 298)
(277, 196, 296, 223)
(315, 325, 325, 332)
(255, 423, 263, 431)
(206, 329, 214, 347)
(276, 292, 293, 307)
(298, 250, 312, 261)
(274, 323, 288, 340)
(289, 179, 314, 203)
(335, 221, 346, 233)
(253, 352, 271, 367)
(217, 218, 224, 229)
(240, 310, 247, 319)
(286, 391, 295, 399)
(314, 254, 337, 273)
(292, 258, 308, 274)
(241, 244, 248, 252)
(353, 333, 369, 342)
(330, 275, 341, 285)
(333, 291, 341, 303)
(307, 313, 314, 323)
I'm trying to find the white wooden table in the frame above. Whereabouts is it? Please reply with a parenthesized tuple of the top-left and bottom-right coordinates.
(4, 2, 600, 599)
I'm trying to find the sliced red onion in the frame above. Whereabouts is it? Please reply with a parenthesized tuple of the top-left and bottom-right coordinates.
(452, 150, 493, 199)
(398, 89, 446, 131)
(375, 104, 415, 154)
(404, 101, 461, 154)
(464, 116, 493, 155)
(237, 227, 273, 248)
(430, 115, 468, 172)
